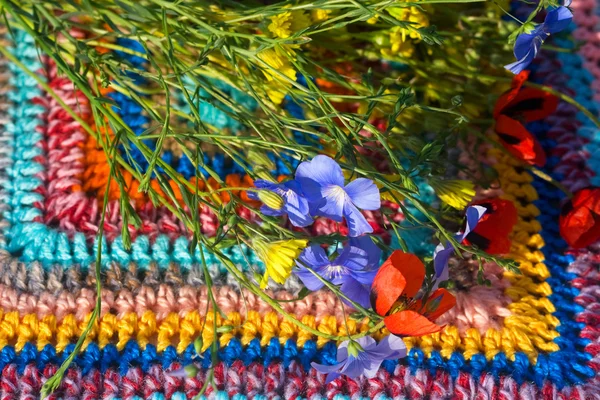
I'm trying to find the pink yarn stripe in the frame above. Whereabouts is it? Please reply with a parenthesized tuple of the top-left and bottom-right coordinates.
(570, 0, 600, 102)
(2, 362, 599, 400)
(0, 284, 350, 323)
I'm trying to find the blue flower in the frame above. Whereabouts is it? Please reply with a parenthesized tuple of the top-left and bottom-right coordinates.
(294, 236, 381, 308)
(295, 155, 381, 237)
(312, 335, 406, 383)
(249, 179, 313, 227)
(505, 6, 572, 74)
(432, 205, 486, 287)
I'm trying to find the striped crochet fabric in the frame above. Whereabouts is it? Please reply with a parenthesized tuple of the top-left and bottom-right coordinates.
(0, 2, 599, 400)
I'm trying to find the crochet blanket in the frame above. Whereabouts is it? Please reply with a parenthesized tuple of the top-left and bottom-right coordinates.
(0, 0, 599, 399)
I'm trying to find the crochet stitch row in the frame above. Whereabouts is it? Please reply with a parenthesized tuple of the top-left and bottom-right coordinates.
(0, 2, 599, 396)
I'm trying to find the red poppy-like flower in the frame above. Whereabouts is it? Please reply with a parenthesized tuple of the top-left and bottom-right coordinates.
(370, 251, 456, 336)
(462, 198, 518, 255)
(495, 115, 546, 166)
(559, 187, 600, 248)
(493, 71, 558, 167)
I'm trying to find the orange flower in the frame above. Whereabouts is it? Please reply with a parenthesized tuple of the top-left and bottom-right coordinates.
(370, 251, 456, 336)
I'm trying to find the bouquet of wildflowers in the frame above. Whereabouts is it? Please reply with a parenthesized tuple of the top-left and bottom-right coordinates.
(1, 0, 597, 397)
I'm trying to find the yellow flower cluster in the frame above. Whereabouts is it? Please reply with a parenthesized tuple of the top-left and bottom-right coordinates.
(268, 10, 312, 38)
(378, 4, 430, 58)
(311, 9, 331, 22)
(257, 47, 297, 105)
(388, 6, 430, 41)
(381, 27, 416, 58)
(254, 239, 308, 289)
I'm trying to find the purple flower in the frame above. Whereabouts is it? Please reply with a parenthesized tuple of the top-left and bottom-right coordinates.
(505, 6, 573, 74)
(249, 179, 313, 227)
(432, 205, 487, 287)
(312, 335, 406, 383)
(294, 240, 379, 308)
(295, 155, 380, 237)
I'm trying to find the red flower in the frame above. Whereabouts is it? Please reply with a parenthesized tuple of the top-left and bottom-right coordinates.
(493, 71, 558, 167)
(370, 251, 456, 336)
(462, 198, 518, 255)
(560, 187, 600, 248)
(495, 115, 546, 166)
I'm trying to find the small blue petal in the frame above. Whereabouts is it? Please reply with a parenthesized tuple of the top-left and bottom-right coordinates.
(343, 201, 373, 237)
(544, 6, 572, 34)
(345, 178, 381, 210)
(340, 278, 371, 309)
(349, 235, 382, 267)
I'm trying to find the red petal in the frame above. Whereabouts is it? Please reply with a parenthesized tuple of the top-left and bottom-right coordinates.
(423, 288, 456, 321)
(464, 198, 517, 255)
(495, 115, 546, 166)
(370, 251, 425, 316)
(571, 187, 600, 213)
(560, 189, 600, 248)
(384, 310, 444, 337)
(483, 236, 513, 255)
(500, 88, 558, 122)
(492, 71, 530, 119)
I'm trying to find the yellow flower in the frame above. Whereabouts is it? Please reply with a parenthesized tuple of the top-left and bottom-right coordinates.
(366, 15, 379, 25)
(430, 179, 476, 210)
(381, 27, 415, 58)
(268, 10, 311, 38)
(311, 9, 331, 22)
(257, 47, 297, 104)
(254, 239, 308, 289)
(387, 6, 429, 41)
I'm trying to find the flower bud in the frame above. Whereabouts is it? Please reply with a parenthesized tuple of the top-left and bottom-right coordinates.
(194, 336, 203, 355)
(257, 189, 284, 210)
(346, 340, 364, 358)
(184, 364, 199, 378)
(217, 325, 234, 333)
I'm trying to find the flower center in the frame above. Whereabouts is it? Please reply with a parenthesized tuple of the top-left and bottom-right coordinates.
(326, 264, 346, 279)
(325, 185, 347, 202)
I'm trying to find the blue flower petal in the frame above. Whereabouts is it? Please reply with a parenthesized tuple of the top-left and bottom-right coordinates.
(463, 205, 487, 239)
(312, 361, 343, 375)
(544, 6, 572, 34)
(294, 245, 331, 291)
(370, 335, 407, 361)
(334, 246, 369, 272)
(260, 205, 285, 217)
(282, 184, 313, 227)
(317, 185, 346, 221)
(433, 243, 453, 280)
(344, 178, 381, 210)
(505, 30, 545, 74)
(296, 155, 345, 203)
(505, 47, 536, 74)
(349, 235, 382, 267)
(340, 278, 371, 309)
(338, 355, 367, 380)
(343, 201, 373, 237)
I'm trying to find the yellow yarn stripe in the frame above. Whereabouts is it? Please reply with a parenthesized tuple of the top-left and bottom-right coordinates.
(0, 309, 376, 354)
(403, 149, 560, 363)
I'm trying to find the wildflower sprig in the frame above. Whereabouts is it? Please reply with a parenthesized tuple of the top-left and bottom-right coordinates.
(0, 0, 573, 394)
